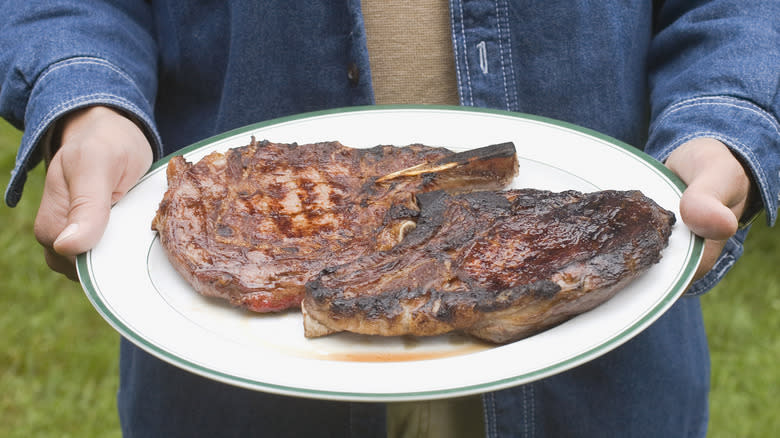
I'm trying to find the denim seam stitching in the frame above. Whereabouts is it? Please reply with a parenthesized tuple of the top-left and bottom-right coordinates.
(449, 0, 463, 103)
(26, 93, 148, 158)
(493, 0, 510, 110)
(483, 392, 497, 438)
(36, 56, 148, 106)
(529, 384, 536, 438)
(523, 385, 530, 437)
(497, 0, 518, 111)
(451, 0, 474, 105)
(709, 249, 736, 287)
(655, 96, 780, 138)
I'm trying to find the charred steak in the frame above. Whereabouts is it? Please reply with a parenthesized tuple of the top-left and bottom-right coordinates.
(302, 189, 675, 343)
(151, 138, 518, 312)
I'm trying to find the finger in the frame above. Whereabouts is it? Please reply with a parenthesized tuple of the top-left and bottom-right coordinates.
(34, 152, 83, 279)
(43, 248, 79, 282)
(666, 138, 751, 241)
(694, 238, 727, 281)
(34, 155, 71, 249)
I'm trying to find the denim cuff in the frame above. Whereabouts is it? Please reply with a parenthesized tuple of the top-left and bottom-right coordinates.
(646, 95, 779, 226)
(3, 56, 162, 207)
(646, 95, 780, 295)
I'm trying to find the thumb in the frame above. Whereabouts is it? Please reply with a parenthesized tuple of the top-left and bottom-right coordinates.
(678, 179, 739, 241)
(51, 162, 115, 256)
(666, 137, 751, 241)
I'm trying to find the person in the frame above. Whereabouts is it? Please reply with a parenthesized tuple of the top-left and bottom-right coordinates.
(1, 1, 778, 437)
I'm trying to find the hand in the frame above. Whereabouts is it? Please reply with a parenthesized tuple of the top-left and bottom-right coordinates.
(34, 106, 153, 280)
(665, 137, 753, 281)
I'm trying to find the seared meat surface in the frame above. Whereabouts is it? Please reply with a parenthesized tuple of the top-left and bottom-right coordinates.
(302, 189, 675, 343)
(151, 138, 518, 312)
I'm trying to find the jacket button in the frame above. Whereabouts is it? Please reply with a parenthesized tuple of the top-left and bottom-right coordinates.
(347, 63, 360, 86)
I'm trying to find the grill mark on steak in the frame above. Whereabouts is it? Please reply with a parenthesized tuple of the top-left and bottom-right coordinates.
(302, 189, 675, 343)
(151, 138, 518, 312)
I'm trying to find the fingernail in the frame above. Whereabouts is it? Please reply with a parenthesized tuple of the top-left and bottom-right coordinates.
(54, 223, 79, 246)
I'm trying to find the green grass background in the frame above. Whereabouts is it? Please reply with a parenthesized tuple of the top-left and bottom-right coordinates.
(1, 118, 778, 437)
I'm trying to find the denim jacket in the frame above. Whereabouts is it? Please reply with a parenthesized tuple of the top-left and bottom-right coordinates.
(1, 1, 779, 435)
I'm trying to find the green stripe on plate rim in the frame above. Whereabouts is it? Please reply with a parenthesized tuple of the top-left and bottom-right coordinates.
(76, 105, 704, 401)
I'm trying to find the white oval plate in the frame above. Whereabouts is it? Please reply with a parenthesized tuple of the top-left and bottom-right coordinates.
(77, 106, 702, 401)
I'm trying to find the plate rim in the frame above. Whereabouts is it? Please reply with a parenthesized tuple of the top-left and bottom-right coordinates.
(76, 105, 704, 401)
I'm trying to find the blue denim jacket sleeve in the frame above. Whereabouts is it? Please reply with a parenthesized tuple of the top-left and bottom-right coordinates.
(645, 0, 780, 295)
(0, 0, 163, 207)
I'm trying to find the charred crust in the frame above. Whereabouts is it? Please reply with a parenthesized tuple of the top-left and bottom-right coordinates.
(384, 203, 420, 223)
(310, 279, 563, 323)
(360, 179, 380, 199)
(384, 191, 446, 246)
(432, 299, 454, 322)
(530, 280, 562, 299)
(434, 141, 516, 165)
(463, 191, 512, 214)
(415, 191, 451, 221)
(365, 144, 391, 159)
(420, 172, 437, 187)
(328, 291, 405, 320)
(322, 265, 340, 277)
(305, 279, 332, 303)
(429, 291, 475, 323)
(472, 289, 512, 312)
(434, 228, 475, 251)
(472, 280, 562, 312)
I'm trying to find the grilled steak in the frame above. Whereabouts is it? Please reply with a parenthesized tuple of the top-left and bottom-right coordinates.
(151, 138, 518, 312)
(302, 189, 675, 343)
